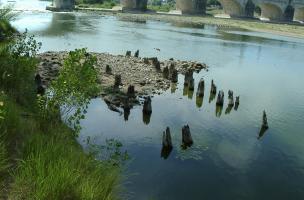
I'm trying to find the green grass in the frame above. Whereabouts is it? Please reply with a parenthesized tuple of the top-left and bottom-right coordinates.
(147, 4, 175, 12)
(78, 2, 116, 9)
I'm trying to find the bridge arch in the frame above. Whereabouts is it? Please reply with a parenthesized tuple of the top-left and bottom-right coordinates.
(259, 3, 283, 20)
(218, 0, 243, 17)
(294, 7, 304, 22)
(245, 0, 255, 17)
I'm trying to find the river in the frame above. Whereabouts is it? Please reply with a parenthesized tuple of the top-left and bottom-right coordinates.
(3, 0, 304, 199)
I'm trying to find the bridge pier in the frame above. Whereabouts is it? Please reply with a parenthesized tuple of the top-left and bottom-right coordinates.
(121, 0, 148, 11)
(53, 0, 74, 10)
(218, 0, 254, 18)
(176, 0, 206, 14)
(294, 7, 304, 21)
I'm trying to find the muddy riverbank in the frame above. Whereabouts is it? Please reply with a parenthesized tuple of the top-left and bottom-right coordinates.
(37, 51, 207, 108)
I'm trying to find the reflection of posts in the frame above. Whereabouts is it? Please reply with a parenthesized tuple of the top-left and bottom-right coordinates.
(216, 105, 223, 117)
(123, 98, 131, 121)
(225, 90, 234, 114)
(196, 78, 205, 97)
(216, 90, 224, 106)
(209, 79, 217, 103)
(142, 97, 152, 125)
(234, 96, 240, 110)
(163, 66, 169, 79)
(183, 84, 188, 96)
(114, 74, 122, 90)
(171, 83, 177, 93)
(196, 96, 203, 108)
(182, 125, 193, 148)
(161, 127, 173, 159)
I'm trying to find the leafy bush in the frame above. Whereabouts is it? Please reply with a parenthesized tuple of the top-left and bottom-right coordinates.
(0, 31, 41, 106)
(39, 48, 99, 133)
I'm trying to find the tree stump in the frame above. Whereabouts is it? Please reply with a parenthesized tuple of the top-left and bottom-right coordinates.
(105, 65, 112, 74)
(216, 90, 224, 106)
(114, 74, 121, 89)
(143, 96, 152, 114)
(163, 66, 169, 79)
(127, 85, 135, 97)
(134, 50, 139, 58)
(171, 69, 178, 83)
(162, 127, 172, 148)
(182, 125, 193, 147)
(196, 78, 205, 97)
(210, 79, 217, 95)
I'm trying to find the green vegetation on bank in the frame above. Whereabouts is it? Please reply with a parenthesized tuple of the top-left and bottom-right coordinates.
(0, 6, 16, 42)
(76, 0, 118, 9)
(0, 13, 125, 199)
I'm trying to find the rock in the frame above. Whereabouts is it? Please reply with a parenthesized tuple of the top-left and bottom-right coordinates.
(127, 85, 135, 97)
(126, 51, 131, 56)
(228, 90, 234, 107)
(216, 90, 224, 106)
(162, 127, 172, 148)
(169, 58, 174, 61)
(171, 69, 178, 83)
(196, 78, 205, 97)
(262, 110, 269, 129)
(114, 74, 121, 89)
(105, 64, 112, 74)
(182, 125, 193, 147)
(162, 66, 169, 79)
(210, 79, 217, 95)
(143, 96, 152, 114)
(134, 50, 139, 58)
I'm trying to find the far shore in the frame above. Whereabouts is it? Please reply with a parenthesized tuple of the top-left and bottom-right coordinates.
(74, 6, 304, 39)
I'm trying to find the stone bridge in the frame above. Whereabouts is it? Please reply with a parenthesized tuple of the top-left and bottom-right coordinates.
(217, 0, 304, 21)
(50, 0, 304, 22)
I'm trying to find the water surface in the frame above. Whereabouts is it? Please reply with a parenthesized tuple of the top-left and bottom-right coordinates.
(6, 1, 304, 199)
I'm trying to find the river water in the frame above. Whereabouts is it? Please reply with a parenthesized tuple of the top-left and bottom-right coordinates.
(3, 0, 304, 199)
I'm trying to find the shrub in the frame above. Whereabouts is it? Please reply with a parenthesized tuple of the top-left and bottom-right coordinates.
(39, 48, 99, 133)
(0, 31, 41, 106)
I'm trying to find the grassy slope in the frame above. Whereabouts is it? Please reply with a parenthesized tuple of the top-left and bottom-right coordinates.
(0, 94, 121, 199)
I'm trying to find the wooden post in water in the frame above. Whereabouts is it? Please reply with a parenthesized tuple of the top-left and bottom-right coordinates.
(182, 125, 193, 147)
(216, 90, 224, 106)
(196, 78, 205, 97)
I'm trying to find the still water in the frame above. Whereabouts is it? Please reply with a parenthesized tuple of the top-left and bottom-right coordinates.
(4, 0, 304, 199)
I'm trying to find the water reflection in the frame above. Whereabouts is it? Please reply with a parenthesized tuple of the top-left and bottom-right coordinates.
(258, 126, 268, 140)
(196, 96, 203, 108)
(142, 112, 151, 125)
(170, 83, 177, 93)
(216, 105, 223, 117)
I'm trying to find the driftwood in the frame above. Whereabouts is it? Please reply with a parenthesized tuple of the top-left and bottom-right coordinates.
(216, 90, 224, 106)
(143, 96, 152, 114)
(182, 125, 193, 147)
(134, 50, 139, 58)
(196, 78, 205, 97)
